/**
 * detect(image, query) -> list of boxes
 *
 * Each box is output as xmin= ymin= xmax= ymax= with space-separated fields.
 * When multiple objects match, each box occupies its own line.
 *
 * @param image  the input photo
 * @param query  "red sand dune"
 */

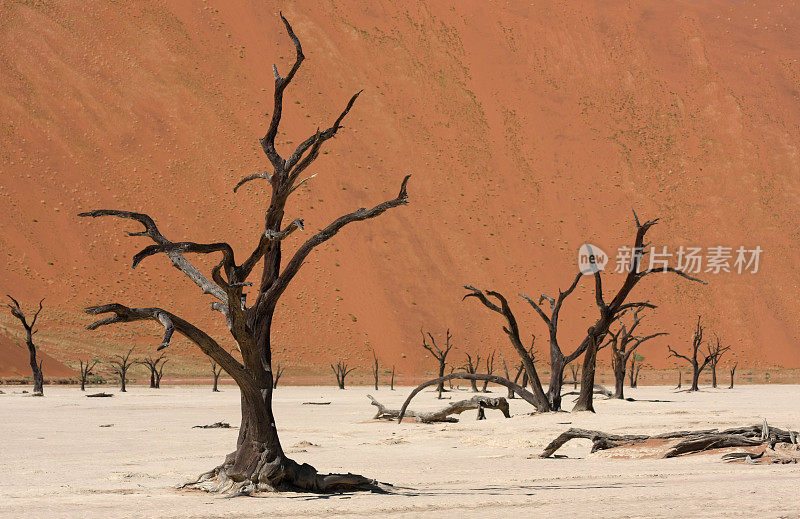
xmin=1 ymin=0 xmax=799 ymax=378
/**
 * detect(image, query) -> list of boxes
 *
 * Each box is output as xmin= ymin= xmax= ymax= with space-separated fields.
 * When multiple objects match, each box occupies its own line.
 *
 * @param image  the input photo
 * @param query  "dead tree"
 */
xmin=331 ymin=361 xmax=355 ymax=389
xmin=667 ymin=316 xmax=715 ymax=391
xmin=79 ymin=13 xmax=408 ymax=495
xmin=707 ymin=334 xmax=731 ymax=388
xmin=605 ymin=309 xmax=666 ymax=399
xmin=629 ymin=353 xmax=644 ymax=388
xmin=481 ymin=350 xmax=496 ymax=392
xmin=500 ymin=352 xmax=525 ymax=399
xmin=370 ymin=349 xmax=379 ymax=390
xmin=6 ymin=296 xmax=45 ymax=395
xmin=729 ymin=362 xmax=738 ymax=389
xmin=463 ymin=212 xmax=704 ymax=414
xmin=156 ymin=359 xmax=167 ymax=387
xmin=272 ymin=362 xmax=284 ymax=389
xmin=463 ymin=352 xmax=481 ymax=392
xmin=78 ymin=358 xmax=100 ymax=391
xmin=211 ymin=361 xmax=223 ymax=392
xmin=676 ymin=368 xmax=682 ymax=389
xmin=107 ymin=347 xmax=136 ymax=392
xmin=390 ymin=365 xmax=395 ymax=390
xmin=139 ymin=353 xmax=167 ymax=389
xmin=631 ymin=357 xmax=644 ymax=388
xmin=421 ymin=328 xmax=453 ymax=398
xmin=569 ymin=364 xmax=579 ymax=389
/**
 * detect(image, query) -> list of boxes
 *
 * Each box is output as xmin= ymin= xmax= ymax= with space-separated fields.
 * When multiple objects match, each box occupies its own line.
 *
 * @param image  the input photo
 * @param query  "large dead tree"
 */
xmin=707 ymin=334 xmax=731 ymax=388
xmin=79 ymin=15 xmax=407 ymax=494
xmin=421 ymin=328 xmax=453 ymax=398
xmin=139 ymin=353 xmax=167 ymax=389
xmin=667 ymin=316 xmax=714 ymax=391
xmin=107 ymin=347 xmax=136 ymax=392
xmin=6 ymin=296 xmax=45 ymax=395
xmin=78 ymin=358 xmax=100 ymax=391
xmin=605 ymin=309 xmax=665 ymax=399
xmin=462 ymin=212 xmax=704 ymax=413
xmin=331 ymin=361 xmax=355 ymax=390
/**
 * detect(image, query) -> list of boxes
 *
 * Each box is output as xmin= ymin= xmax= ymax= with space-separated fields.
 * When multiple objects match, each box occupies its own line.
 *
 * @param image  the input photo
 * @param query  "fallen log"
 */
xmin=193 ymin=422 xmax=231 ymax=429
xmin=396 ymin=372 xmax=541 ymax=421
xmin=369 ymin=394 xmax=510 ymax=423
xmin=540 ymin=419 xmax=800 ymax=459
xmin=86 ymin=392 xmax=114 ymax=398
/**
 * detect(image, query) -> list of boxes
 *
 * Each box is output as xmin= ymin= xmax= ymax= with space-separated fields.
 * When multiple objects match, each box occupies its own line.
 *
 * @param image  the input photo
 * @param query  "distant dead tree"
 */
xmin=272 ymin=362 xmax=285 ymax=389
xmin=500 ymin=352 xmax=526 ymax=399
xmin=667 ymin=316 xmax=715 ymax=391
xmin=331 ymin=361 xmax=355 ymax=389
xmin=729 ymin=362 xmax=738 ymax=389
xmin=463 ymin=352 xmax=481 ymax=392
xmin=390 ymin=365 xmax=395 ymax=390
xmin=605 ymin=309 xmax=666 ymax=399
xmin=78 ymin=358 xmax=101 ymax=391
xmin=79 ymin=14 xmax=409 ymax=493
xmin=707 ymin=334 xmax=731 ymax=388
xmin=139 ymin=353 xmax=167 ymax=389
xmin=421 ymin=328 xmax=453 ymax=398
xmin=630 ymin=354 xmax=645 ymax=388
xmin=568 ymin=364 xmax=580 ymax=389
xmin=676 ymin=368 xmax=682 ymax=389
xmin=210 ymin=360 xmax=223 ymax=392
xmin=481 ymin=351 xmax=496 ymax=392
xmin=107 ymin=347 xmax=136 ymax=392
xmin=370 ymin=349 xmax=379 ymax=390
xmin=461 ymin=212 xmax=704 ymax=413
xmin=6 ymin=295 xmax=45 ymax=395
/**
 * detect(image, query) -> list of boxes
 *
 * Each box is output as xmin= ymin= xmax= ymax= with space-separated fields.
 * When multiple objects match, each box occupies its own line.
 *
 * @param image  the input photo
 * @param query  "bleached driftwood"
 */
xmin=368 ymin=394 xmax=510 ymax=423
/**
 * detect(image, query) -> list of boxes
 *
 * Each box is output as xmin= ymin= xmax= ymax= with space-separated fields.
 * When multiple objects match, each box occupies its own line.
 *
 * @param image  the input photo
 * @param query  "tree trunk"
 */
xmin=690 ymin=362 xmax=700 ymax=391
xmin=573 ymin=335 xmax=598 ymax=412
xmin=676 ymin=369 xmax=682 ymax=389
xmin=436 ymin=361 xmax=445 ymax=398
xmin=26 ymin=336 xmax=43 ymax=395
xmin=149 ymin=369 xmax=156 ymax=389
xmin=80 ymin=375 xmax=86 ymax=391
xmin=213 ymin=373 xmax=220 ymax=392
xmin=613 ymin=360 xmax=625 ymax=400
xmin=711 ymin=363 xmax=717 ymax=388
xmin=546 ymin=357 xmax=565 ymax=410
xmin=120 ymin=374 xmax=127 ymax=393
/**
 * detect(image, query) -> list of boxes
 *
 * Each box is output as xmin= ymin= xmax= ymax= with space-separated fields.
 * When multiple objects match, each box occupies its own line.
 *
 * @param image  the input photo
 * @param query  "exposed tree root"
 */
xmin=368 ymin=394 xmax=510 ymax=423
xmin=181 ymin=453 xmax=390 ymax=495
xmin=540 ymin=419 xmax=800 ymax=459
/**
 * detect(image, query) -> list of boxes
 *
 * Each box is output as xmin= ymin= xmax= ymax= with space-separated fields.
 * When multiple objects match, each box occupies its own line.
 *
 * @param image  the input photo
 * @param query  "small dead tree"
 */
xmin=500 ymin=352 xmax=526 ymax=399
xmin=370 ymin=349 xmax=379 ymax=390
xmin=481 ymin=350 xmax=496 ymax=392
xmin=6 ymin=296 xmax=45 ymax=395
xmin=631 ymin=356 xmax=644 ymax=387
xmin=421 ymin=328 xmax=453 ymax=398
xmin=569 ymin=364 xmax=579 ymax=389
xmin=79 ymin=14 xmax=409 ymax=494
xmin=211 ymin=361 xmax=223 ymax=392
xmin=78 ymin=358 xmax=101 ymax=391
xmin=676 ymin=368 xmax=682 ymax=389
xmin=331 ymin=361 xmax=355 ymax=389
xmin=605 ymin=309 xmax=666 ymax=399
xmin=107 ymin=347 xmax=136 ymax=392
xmin=139 ymin=353 xmax=167 ymax=389
xmin=729 ymin=362 xmax=738 ymax=389
xmin=707 ymin=334 xmax=731 ymax=388
xmin=667 ymin=316 xmax=715 ymax=391
xmin=463 ymin=352 xmax=481 ymax=392
xmin=272 ymin=362 xmax=285 ymax=389
xmin=390 ymin=365 xmax=395 ymax=390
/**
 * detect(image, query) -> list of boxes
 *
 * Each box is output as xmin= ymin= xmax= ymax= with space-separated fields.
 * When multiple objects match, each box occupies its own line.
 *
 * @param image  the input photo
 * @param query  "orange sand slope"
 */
xmin=1 ymin=1 xmax=799 ymax=376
